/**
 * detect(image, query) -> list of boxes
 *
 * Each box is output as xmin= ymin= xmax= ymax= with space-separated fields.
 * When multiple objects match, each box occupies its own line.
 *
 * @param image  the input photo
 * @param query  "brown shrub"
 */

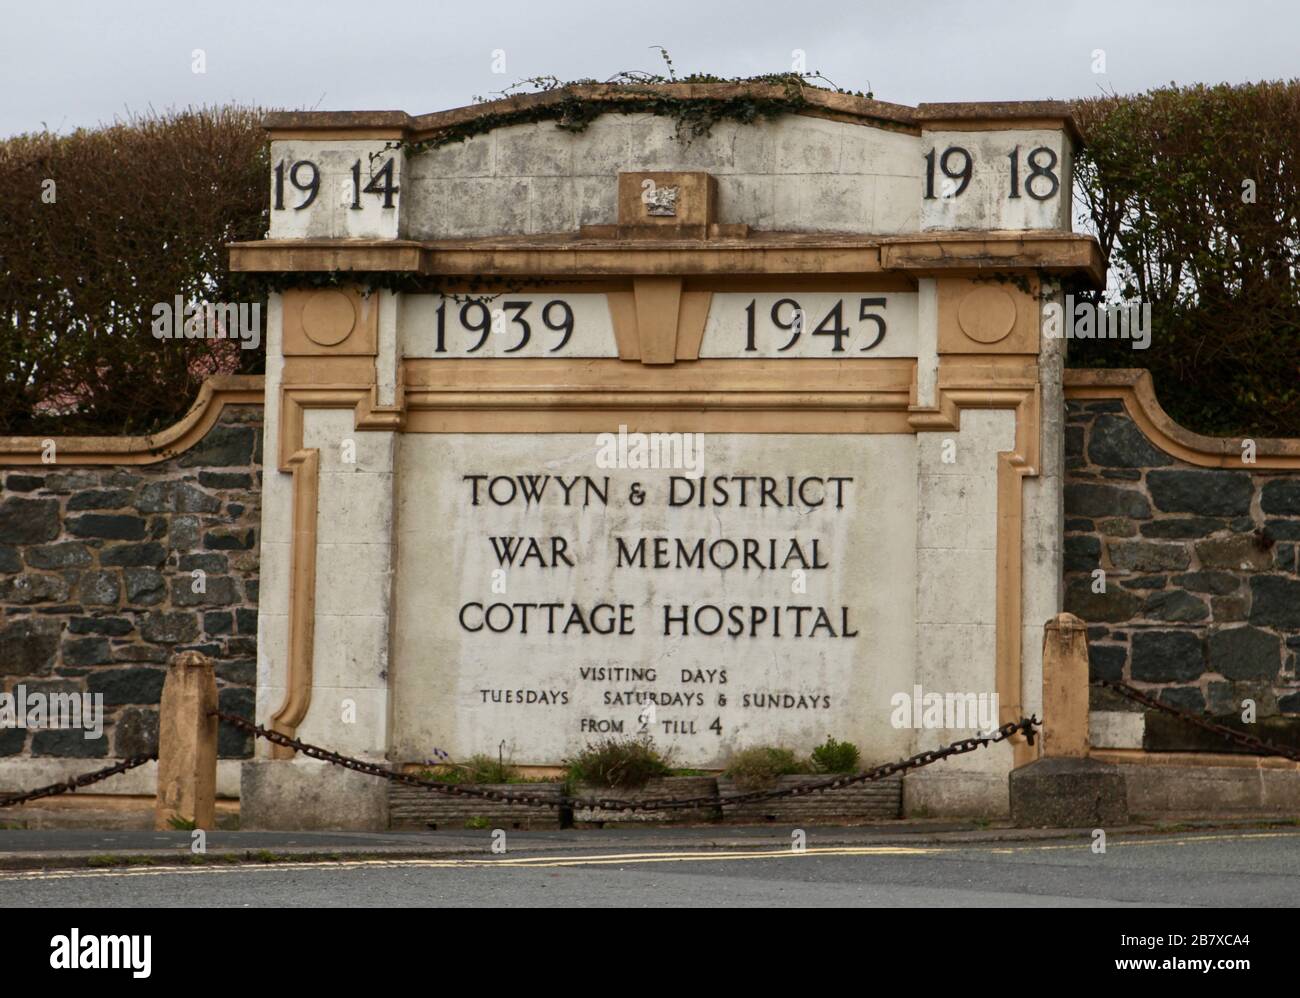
xmin=1072 ymin=81 xmax=1300 ymax=437
xmin=0 ymin=106 xmax=269 ymax=435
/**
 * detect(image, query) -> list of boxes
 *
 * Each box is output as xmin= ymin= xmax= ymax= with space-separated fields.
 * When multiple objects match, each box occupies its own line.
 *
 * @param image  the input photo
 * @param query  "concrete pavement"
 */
xmin=0 ymin=817 xmax=1296 ymax=870
xmin=2 ymin=826 xmax=1298 ymax=907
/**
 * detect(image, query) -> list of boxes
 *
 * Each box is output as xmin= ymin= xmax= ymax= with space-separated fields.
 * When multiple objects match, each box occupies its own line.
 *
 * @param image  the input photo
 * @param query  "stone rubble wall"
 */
xmin=388 ymin=782 xmax=567 ymax=830
xmin=0 ymin=405 xmax=262 ymax=769
xmin=715 ymin=775 xmax=904 ymax=822
xmin=389 ymin=775 xmax=903 ymax=829
xmin=1063 ymin=400 xmax=1300 ymax=735
xmin=8 ymin=392 xmax=1297 ymax=784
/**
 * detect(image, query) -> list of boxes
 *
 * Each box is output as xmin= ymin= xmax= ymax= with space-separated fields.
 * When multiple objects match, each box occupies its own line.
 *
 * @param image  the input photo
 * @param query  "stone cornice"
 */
xmin=229 ymin=232 xmax=1105 ymax=285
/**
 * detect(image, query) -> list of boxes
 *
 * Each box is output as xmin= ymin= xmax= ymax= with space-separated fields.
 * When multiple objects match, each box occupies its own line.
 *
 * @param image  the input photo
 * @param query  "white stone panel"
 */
xmin=915 ymin=279 xmax=939 ymax=407
xmin=912 ymin=624 xmax=1000 ymax=694
xmin=376 ymin=290 xmax=399 ymax=407
xmin=315 ymin=472 xmax=396 ymax=539
xmin=254 ymin=294 xmax=290 ymax=753
xmin=912 ymin=409 xmax=1015 ymax=759
xmin=288 ymin=409 xmax=398 ymax=759
xmin=916 ymin=550 xmax=999 ymax=624
xmin=873 ymin=175 xmax=922 ymax=232
xmin=1091 ymin=710 xmax=1145 ymax=749
xmin=305 ymin=410 xmax=396 ymax=474
xmin=295 ymin=686 xmax=391 ymax=758
xmin=400 ymin=114 xmax=926 ymax=238
xmin=255 ymin=610 xmax=288 ymax=692
xmin=313 ymin=542 xmax=394 ymax=619
xmin=527 ymin=176 xmax=578 ymax=234
xmin=1020 ymin=292 xmax=1066 ymax=717
xmin=715 ymin=175 xmax=776 ymax=230
xmin=389 ymin=433 xmax=918 ymax=767
xmin=700 ymin=292 xmax=917 ymax=359
xmin=311 ymin=614 xmax=392 ymax=689
xmin=400 ymin=293 xmax=618 ymax=359
xmin=267 ymin=140 xmax=403 ymax=240
xmin=919 ymin=129 xmax=1071 ymax=231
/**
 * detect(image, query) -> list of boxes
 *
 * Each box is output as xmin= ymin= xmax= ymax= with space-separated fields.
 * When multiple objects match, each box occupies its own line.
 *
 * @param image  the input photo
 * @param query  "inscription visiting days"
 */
xmin=391 ymin=435 xmax=917 ymax=766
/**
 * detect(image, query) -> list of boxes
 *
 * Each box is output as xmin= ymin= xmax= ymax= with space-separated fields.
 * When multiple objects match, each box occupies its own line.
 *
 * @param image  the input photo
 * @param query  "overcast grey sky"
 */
xmin=0 ymin=0 xmax=1295 ymax=136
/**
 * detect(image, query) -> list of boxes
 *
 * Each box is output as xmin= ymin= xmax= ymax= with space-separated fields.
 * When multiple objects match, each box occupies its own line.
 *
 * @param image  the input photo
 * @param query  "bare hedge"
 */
xmin=1 ymin=85 xmax=1297 ymax=437
xmin=1073 ymin=81 xmax=1300 ymax=437
xmin=0 ymin=107 xmax=268 ymax=435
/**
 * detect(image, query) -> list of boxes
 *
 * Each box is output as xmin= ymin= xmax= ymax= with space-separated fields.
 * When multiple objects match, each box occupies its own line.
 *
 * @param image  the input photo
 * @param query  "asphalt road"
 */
xmin=2 ymin=829 xmax=1298 ymax=907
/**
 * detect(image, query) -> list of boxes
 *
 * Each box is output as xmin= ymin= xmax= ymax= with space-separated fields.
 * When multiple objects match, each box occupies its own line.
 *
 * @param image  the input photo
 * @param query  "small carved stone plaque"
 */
xmin=644 ymin=184 xmax=679 ymax=217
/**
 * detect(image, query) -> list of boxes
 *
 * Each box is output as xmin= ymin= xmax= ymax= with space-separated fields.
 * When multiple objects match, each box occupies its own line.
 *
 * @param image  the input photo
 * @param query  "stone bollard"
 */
xmin=1041 ymin=612 xmax=1090 ymax=758
xmin=154 ymin=650 xmax=219 ymax=830
xmin=1008 ymin=613 xmax=1128 ymax=827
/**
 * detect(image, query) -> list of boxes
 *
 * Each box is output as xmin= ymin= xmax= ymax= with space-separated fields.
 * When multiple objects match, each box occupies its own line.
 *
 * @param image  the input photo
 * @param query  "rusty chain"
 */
xmin=5 ymin=677 xmax=1290 ymax=815
xmin=0 ymin=754 xmax=156 ymax=809
xmin=1094 ymin=678 xmax=1300 ymax=763
xmin=212 ymin=710 xmax=1039 ymax=813
xmin=8 ymin=679 xmax=1292 ymax=816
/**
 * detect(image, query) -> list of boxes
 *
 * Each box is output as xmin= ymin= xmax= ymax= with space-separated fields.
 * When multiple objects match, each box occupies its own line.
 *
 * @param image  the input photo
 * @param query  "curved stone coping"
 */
xmin=0 ymin=375 xmax=265 ymax=466
xmin=262 ymin=86 xmax=1082 ymax=142
xmin=1064 ymin=368 xmax=1300 ymax=469
xmin=264 ymin=84 xmax=922 ymax=138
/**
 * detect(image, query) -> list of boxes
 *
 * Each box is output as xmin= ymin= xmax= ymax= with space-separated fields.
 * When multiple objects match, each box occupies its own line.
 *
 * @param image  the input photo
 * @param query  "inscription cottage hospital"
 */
xmin=464 ymin=472 xmax=857 ymax=685
xmin=390 ymin=293 xmax=921 ymax=766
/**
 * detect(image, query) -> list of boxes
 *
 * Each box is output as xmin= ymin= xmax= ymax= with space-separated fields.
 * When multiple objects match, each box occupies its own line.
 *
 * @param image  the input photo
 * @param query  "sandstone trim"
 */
xmin=269 ymin=449 xmax=319 ymax=760
xmin=268 ymin=312 xmax=1046 ymax=762
xmin=1064 ymin=369 xmax=1300 ymax=469
xmin=229 ymin=233 xmax=1105 ymax=287
xmin=0 ymin=375 xmax=265 ymax=466
xmin=1092 ymin=749 xmax=1300 ymax=770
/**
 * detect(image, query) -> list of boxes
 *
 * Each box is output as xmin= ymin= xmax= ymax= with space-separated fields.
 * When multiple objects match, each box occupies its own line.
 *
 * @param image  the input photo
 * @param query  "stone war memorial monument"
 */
xmin=13 ymin=83 xmax=1300 ymax=832
xmin=229 ymin=85 xmax=1105 ymax=829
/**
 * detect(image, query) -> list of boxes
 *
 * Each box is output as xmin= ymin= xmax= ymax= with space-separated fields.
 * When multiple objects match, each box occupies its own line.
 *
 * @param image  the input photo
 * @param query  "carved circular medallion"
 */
xmin=301 ymin=290 xmax=357 ymax=346
xmin=957 ymin=286 xmax=1017 ymax=344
